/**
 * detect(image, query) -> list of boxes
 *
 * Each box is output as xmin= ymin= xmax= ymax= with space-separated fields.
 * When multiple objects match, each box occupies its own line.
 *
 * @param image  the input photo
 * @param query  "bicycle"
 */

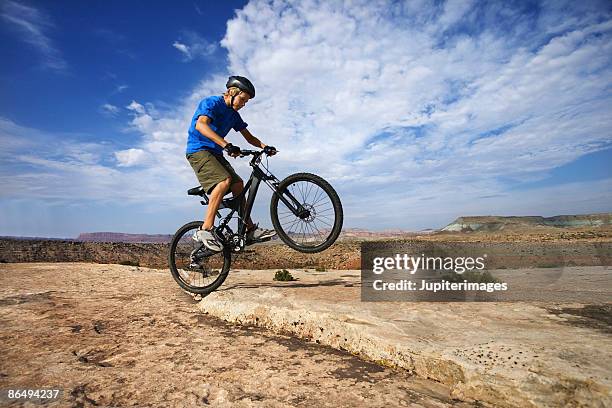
xmin=168 ymin=149 xmax=343 ymax=295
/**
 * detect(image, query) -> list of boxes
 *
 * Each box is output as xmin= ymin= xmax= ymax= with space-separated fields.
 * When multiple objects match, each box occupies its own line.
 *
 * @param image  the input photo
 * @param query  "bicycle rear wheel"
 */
xmin=168 ymin=221 xmax=231 ymax=295
xmin=270 ymin=172 xmax=343 ymax=253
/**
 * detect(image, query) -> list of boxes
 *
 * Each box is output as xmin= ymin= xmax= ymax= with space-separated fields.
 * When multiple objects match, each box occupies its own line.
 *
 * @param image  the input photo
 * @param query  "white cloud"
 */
xmin=115 ymin=148 xmax=146 ymax=167
xmin=100 ymin=103 xmax=120 ymax=116
xmin=172 ymin=41 xmax=191 ymax=59
xmin=172 ymin=31 xmax=217 ymax=62
xmin=1 ymin=1 xmax=67 ymax=71
xmin=126 ymin=100 xmax=146 ymax=114
xmin=0 ymin=117 xmax=194 ymax=204
xmin=207 ymin=0 xmax=612 ymax=195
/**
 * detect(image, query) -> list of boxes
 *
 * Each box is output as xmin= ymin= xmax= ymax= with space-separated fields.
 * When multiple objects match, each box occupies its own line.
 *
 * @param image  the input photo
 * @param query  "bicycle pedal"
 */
xmin=246 ymin=237 xmax=272 ymax=246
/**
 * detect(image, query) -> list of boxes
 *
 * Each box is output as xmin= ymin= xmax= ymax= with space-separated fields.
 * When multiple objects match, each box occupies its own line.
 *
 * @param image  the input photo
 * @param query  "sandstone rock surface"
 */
xmin=0 ymin=263 xmax=475 ymax=407
xmin=198 ymin=267 xmax=612 ymax=407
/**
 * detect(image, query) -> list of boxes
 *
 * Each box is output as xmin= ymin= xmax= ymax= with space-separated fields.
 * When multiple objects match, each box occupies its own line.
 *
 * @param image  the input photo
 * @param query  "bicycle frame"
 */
xmin=201 ymin=151 xmax=308 ymax=243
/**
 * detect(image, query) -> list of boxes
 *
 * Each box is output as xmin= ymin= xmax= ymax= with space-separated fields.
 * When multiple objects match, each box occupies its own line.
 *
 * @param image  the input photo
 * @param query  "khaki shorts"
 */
xmin=186 ymin=150 xmax=243 ymax=194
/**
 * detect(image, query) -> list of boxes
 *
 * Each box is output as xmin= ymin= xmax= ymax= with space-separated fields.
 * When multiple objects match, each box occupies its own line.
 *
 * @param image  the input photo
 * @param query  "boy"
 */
xmin=186 ymin=75 xmax=276 ymax=251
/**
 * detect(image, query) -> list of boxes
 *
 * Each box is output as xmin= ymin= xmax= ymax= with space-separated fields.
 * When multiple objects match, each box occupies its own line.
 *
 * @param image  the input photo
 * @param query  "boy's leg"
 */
xmin=203 ymin=177 xmax=231 ymax=230
xmin=229 ymin=179 xmax=276 ymax=242
xmin=229 ymin=180 xmax=255 ymax=230
xmin=186 ymin=150 xmax=233 ymax=231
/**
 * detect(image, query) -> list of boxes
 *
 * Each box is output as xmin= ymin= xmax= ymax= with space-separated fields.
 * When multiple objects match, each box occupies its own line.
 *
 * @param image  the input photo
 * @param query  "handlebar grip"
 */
xmin=238 ymin=149 xmax=278 ymax=157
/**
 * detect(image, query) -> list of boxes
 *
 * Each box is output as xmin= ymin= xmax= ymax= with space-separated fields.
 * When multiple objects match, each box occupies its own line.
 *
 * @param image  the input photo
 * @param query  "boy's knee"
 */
xmin=220 ymin=177 xmax=231 ymax=187
xmin=230 ymin=180 xmax=244 ymax=194
xmin=213 ymin=177 xmax=230 ymax=193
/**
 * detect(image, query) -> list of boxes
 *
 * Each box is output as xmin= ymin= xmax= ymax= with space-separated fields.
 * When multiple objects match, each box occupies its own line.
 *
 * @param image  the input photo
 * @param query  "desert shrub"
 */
xmin=536 ymin=262 xmax=561 ymax=268
xmin=274 ymin=269 xmax=296 ymax=281
xmin=315 ymin=266 xmax=326 ymax=272
xmin=119 ymin=260 xmax=140 ymax=267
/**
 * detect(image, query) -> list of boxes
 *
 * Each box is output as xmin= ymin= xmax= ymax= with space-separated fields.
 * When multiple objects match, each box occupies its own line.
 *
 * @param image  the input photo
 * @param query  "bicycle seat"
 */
xmin=188 ymin=186 xmax=206 ymax=196
xmin=187 ymin=186 xmax=232 ymax=197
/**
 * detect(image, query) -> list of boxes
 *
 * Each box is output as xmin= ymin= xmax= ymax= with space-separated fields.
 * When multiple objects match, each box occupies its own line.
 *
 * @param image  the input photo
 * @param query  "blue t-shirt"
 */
xmin=186 ymin=95 xmax=248 ymax=155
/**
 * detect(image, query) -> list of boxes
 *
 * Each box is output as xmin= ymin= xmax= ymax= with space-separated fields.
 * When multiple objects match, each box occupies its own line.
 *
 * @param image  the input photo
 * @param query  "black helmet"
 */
xmin=226 ymin=75 xmax=255 ymax=98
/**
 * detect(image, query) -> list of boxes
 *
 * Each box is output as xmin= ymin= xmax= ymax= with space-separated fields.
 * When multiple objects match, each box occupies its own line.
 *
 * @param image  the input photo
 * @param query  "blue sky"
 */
xmin=1 ymin=0 xmax=611 ymax=238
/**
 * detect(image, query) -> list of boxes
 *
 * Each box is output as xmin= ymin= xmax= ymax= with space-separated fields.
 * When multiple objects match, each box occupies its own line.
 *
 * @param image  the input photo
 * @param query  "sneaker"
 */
xmin=246 ymin=224 xmax=276 ymax=243
xmin=192 ymin=228 xmax=223 ymax=252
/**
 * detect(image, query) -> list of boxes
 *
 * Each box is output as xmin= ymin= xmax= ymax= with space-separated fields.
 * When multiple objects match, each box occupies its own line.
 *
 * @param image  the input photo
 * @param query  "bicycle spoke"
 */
xmin=303 ymin=222 xmax=314 ymax=243
xmin=305 ymin=181 xmax=316 ymax=203
xmin=311 ymin=189 xmax=328 ymax=207
xmin=301 ymin=221 xmax=308 ymax=243
xmin=314 ymin=218 xmax=333 ymax=228
xmin=278 ymin=212 xmax=297 ymax=221
xmin=309 ymin=221 xmax=327 ymax=242
xmin=296 ymin=182 xmax=305 ymax=203
xmin=277 ymin=212 xmax=296 ymax=220
xmin=315 ymin=208 xmax=334 ymax=216
xmin=302 ymin=222 xmax=310 ymax=244
xmin=297 ymin=221 xmax=304 ymax=243
xmin=315 ymin=185 xmax=326 ymax=204
xmin=284 ymin=217 xmax=302 ymax=235
xmin=308 ymin=223 xmax=321 ymax=242
xmin=315 ymin=211 xmax=334 ymax=219
xmin=313 ymin=201 xmax=332 ymax=209
xmin=304 ymin=182 xmax=313 ymax=203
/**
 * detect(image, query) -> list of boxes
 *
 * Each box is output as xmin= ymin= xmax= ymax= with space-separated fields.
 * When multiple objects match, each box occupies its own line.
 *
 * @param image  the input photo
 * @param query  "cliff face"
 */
xmin=442 ymin=213 xmax=612 ymax=232
xmin=0 ymin=239 xmax=170 ymax=267
xmin=1 ymin=237 xmax=610 ymax=270
xmin=544 ymin=214 xmax=612 ymax=227
xmin=0 ymin=239 xmax=361 ymax=270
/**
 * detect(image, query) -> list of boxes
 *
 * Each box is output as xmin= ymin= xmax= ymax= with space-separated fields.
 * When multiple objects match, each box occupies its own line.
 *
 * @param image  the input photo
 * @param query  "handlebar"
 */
xmin=239 ymin=149 xmax=279 ymax=158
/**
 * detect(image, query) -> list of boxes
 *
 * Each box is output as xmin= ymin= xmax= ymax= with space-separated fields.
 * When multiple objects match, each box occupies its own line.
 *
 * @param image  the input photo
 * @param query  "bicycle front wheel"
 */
xmin=168 ymin=221 xmax=231 ymax=295
xmin=270 ymin=172 xmax=343 ymax=253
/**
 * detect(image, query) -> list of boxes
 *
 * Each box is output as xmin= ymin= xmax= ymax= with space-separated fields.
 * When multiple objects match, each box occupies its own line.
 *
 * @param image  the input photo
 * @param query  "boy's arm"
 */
xmin=195 ymin=116 xmax=231 ymax=148
xmin=239 ymin=128 xmax=267 ymax=149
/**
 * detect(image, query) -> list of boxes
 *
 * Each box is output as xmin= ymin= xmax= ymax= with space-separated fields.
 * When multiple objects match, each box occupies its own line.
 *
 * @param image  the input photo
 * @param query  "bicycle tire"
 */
xmin=168 ymin=220 xmax=231 ymax=295
xmin=270 ymin=172 xmax=343 ymax=253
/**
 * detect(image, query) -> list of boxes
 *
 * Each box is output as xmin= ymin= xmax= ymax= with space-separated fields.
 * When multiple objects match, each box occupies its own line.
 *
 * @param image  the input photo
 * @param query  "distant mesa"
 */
xmin=76 ymin=232 xmax=173 ymax=243
xmin=442 ymin=213 xmax=612 ymax=233
xmin=75 ymin=228 xmax=418 ymax=243
xmin=338 ymin=228 xmax=417 ymax=239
